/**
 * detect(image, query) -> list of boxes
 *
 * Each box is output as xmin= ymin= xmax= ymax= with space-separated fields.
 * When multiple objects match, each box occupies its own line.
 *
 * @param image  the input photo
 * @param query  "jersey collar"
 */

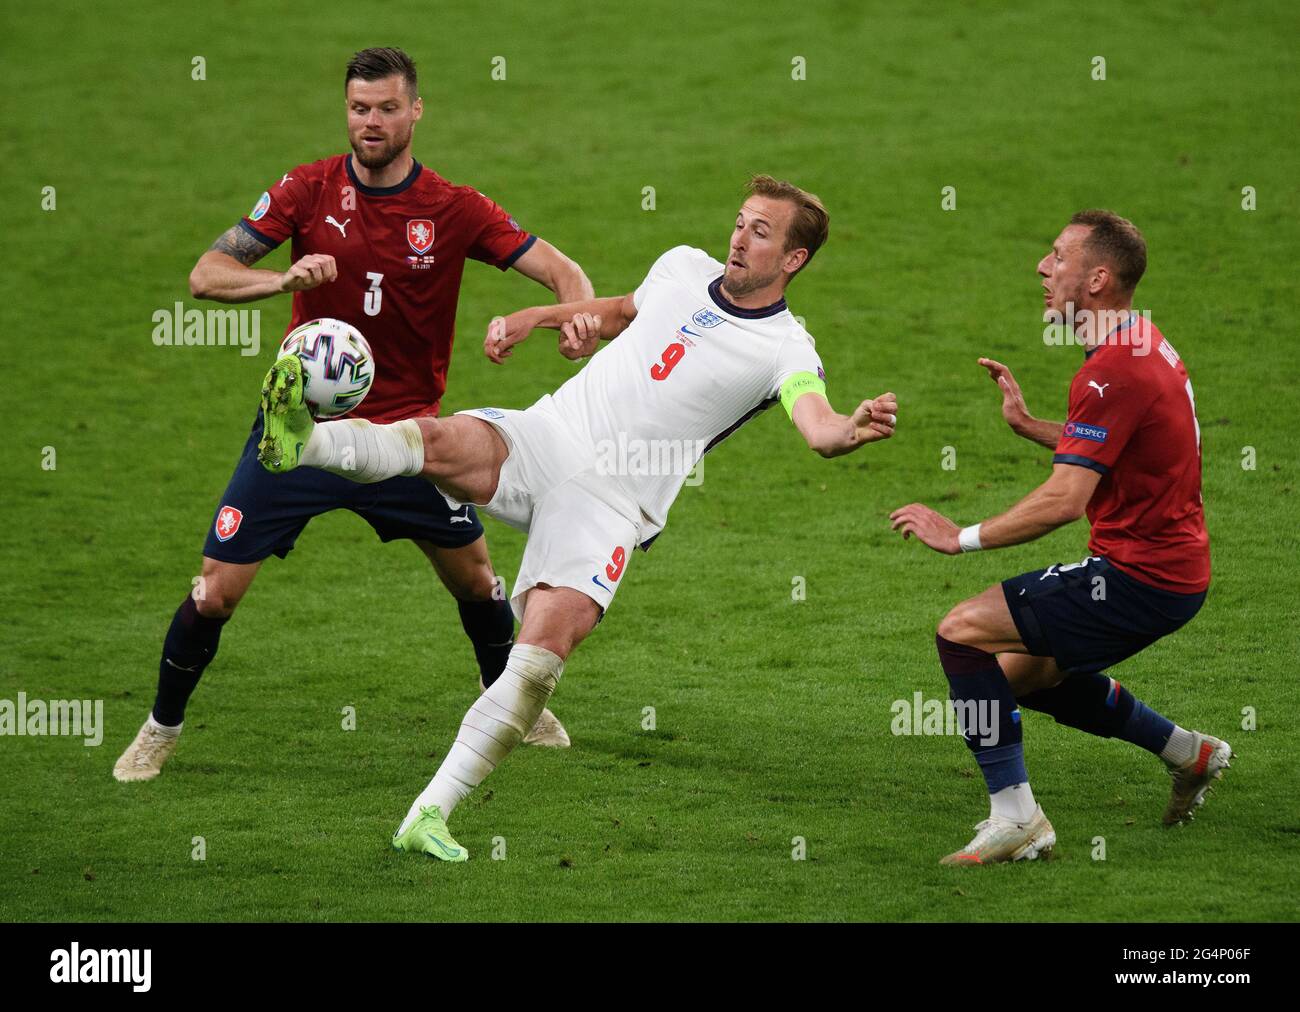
xmin=346 ymin=154 xmax=422 ymax=196
xmin=707 ymin=276 xmax=788 ymax=320
xmin=1085 ymin=311 xmax=1139 ymax=359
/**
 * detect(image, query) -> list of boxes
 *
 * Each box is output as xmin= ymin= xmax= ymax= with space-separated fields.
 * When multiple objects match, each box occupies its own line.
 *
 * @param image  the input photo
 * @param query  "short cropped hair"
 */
xmin=1069 ymin=209 xmax=1147 ymax=293
xmin=746 ymin=175 xmax=830 ymax=273
xmin=345 ymin=47 xmax=418 ymax=100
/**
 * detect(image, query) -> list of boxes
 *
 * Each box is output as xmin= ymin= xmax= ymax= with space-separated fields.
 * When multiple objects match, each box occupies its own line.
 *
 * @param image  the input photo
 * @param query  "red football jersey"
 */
xmin=1053 ymin=315 xmax=1210 ymax=593
xmin=239 ymin=154 xmax=534 ymax=423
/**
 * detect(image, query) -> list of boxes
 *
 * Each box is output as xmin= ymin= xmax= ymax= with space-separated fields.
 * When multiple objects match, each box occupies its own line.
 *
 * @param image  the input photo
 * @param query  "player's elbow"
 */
xmin=1046 ymin=495 xmax=1088 ymax=527
xmin=615 ymin=293 xmax=638 ymax=333
xmin=561 ymin=255 xmax=589 ymax=287
xmin=794 ymin=414 xmax=840 ymax=458
xmin=189 ymin=259 xmax=214 ymax=299
xmin=551 ymin=253 xmax=593 ymax=300
xmin=805 ymin=429 xmax=841 ymax=458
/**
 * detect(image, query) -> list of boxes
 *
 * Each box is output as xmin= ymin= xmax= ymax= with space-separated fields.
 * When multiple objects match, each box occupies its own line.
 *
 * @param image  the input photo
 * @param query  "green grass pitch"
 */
xmin=3 ymin=0 xmax=1297 ymax=922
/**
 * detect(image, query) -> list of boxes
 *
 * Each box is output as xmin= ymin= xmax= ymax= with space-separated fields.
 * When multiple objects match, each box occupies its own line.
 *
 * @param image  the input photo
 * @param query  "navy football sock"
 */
xmin=152 ymin=596 xmax=228 ymax=726
xmin=935 ymin=634 xmax=1026 ymax=794
xmin=1017 ymin=672 xmax=1174 ymax=756
xmin=458 ymin=597 xmax=515 ymax=688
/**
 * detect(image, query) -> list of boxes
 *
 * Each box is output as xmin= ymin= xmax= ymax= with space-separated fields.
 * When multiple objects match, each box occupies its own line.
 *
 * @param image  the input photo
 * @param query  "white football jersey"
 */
xmin=548 ymin=245 xmax=824 ymax=539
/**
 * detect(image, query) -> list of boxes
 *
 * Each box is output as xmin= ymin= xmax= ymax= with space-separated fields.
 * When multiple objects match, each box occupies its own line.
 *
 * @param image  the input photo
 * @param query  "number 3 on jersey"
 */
xmin=364 ymin=272 xmax=384 ymax=317
xmin=1184 ymin=378 xmax=1201 ymax=452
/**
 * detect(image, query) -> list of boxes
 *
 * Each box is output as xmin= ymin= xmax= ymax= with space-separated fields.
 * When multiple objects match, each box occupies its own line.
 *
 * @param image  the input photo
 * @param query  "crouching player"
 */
xmin=890 ymin=211 xmax=1230 ymax=866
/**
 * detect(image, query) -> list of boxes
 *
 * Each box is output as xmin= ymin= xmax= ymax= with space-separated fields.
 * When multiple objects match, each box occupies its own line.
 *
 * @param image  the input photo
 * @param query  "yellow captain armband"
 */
xmin=780 ymin=371 xmax=826 ymax=419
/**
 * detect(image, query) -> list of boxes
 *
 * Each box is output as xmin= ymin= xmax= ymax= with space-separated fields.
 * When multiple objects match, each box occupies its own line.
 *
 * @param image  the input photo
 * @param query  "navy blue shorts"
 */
xmin=1001 ymin=555 xmax=1205 ymax=675
xmin=202 ymin=414 xmax=483 ymax=564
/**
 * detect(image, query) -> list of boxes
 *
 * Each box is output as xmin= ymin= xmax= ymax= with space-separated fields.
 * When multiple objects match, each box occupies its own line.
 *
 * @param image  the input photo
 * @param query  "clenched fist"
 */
xmin=850 ymin=391 xmax=899 ymax=444
xmin=280 ymin=254 xmax=338 ymax=292
xmin=559 ymin=312 xmax=602 ymax=360
xmin=484 ymin=309 xmax=541 ymax=364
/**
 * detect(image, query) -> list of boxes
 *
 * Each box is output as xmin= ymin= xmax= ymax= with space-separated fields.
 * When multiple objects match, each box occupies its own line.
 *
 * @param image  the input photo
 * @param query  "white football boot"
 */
xmin=1163 ymin=732 xmax=1233 ymax=826
xmin=113 ymin=718 xmax=181 ymax=782
xmin=522 ymin=706 xmax=571 ymax=748
xmin=940 ymin=805 xmax=1056 ymax=866
xmin=479 ymin=678 xmax=570 ymax=748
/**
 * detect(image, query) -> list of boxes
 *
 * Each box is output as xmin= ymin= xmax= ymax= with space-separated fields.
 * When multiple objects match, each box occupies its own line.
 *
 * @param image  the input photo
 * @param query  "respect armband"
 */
xmin=779 ymin=371 xmax=827 ymax=419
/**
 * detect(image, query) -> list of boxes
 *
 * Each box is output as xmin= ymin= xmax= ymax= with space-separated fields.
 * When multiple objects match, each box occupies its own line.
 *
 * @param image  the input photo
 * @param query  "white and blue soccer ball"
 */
xmin=278 ymin=318 xmax=374 ymax=419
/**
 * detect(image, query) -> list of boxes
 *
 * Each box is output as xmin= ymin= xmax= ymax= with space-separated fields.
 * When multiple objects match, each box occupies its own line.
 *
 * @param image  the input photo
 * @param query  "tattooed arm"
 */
xmin=189 ymin=224 xmax=338 ymax=303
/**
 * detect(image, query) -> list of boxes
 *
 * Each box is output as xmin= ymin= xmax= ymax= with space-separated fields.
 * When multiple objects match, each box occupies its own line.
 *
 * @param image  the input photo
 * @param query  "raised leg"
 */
xmin=256 ymin=354 xmax=508 ymax=504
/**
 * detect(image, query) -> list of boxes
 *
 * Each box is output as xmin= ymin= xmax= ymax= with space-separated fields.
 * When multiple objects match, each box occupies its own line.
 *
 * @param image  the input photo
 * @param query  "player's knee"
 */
xmin=450 ymin=568 xmax=502 ymax=603
xmin=519 ymin=625 xmax=582 ymax=661
xmin=414 ymin=417 xmax=447 ymax=469
xmin=518 ymin=634 xmax=571 ymax=661
xmin=193 ymin=589 xmax=240 ymax=620
xmin=936 ymin=601 xmax=980 ymax=646
xmin=517 ymin=587 xmax=599 ymax=659
xmin=193 ymin=570 xmax=248 ymax=619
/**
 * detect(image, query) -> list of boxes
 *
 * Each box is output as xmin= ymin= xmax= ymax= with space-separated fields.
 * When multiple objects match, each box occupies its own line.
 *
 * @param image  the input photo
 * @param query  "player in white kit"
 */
xmin=256 ymin=176 xmax=898 ymax=859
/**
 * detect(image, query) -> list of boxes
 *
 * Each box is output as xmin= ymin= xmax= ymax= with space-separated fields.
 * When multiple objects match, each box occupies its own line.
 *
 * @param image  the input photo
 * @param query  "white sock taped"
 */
xmin=401 ymin=643 xmax=564 ymax=832
xmin=300 ymin=417 xmax=425 ymax=483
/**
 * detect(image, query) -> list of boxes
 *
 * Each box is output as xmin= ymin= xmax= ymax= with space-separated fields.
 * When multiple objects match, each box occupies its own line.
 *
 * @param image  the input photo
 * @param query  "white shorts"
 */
xmin=455 ymin=397 xmax=643 ymax=623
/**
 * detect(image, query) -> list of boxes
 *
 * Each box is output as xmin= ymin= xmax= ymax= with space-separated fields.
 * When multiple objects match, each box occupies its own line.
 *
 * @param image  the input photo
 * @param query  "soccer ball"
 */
xmin=278 ymin=318 xmax=374 ymax=419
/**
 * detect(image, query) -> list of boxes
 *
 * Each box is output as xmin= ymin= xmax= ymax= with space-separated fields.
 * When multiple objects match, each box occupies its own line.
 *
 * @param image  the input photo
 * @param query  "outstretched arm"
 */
xmin=189 ymin=224 xmax=337 ymax=303
xmin=508 ymin=238 xmax=595 ymax=303
xmin=890 ymin=462 xmax=1100 ymax=554
xmin=979 ymin=357 xmax=1064 ymax=449
xmin=791 ymin=389 xmax=898 ymax=458
xmin=484 ymin=293 xmax=638 ymax=364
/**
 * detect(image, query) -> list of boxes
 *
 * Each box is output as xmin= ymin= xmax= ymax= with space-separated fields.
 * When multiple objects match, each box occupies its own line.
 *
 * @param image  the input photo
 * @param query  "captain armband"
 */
xmin=779 ymin=371 xmax=827 ymax=420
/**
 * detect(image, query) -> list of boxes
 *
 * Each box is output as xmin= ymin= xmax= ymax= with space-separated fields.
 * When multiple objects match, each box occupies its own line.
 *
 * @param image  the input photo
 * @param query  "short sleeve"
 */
xmin=464 ymin=189 xmax=535 ymax=269
xmin=1053 ymin=369 xmax=1145 ymax=474
xmin=771 ymin=335 xmax=825 ymax=400
xmin=238 ymin=171 xmax=307 ymax=248
xmin=633 ymin=246 xmax=694 ymax=311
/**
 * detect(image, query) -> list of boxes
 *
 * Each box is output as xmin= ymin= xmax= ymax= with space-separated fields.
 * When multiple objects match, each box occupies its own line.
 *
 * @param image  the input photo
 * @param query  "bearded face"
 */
xmin=346 ymin=76 xmax=421 ymax=172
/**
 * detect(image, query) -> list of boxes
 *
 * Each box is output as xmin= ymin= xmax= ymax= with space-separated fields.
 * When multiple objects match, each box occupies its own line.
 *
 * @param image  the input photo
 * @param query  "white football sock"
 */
xmin=990 ymin=782 xmax=1038 ymax=823
xmin=399 ymin=643 xmax=564 ymax=834
xmin=145 ymin=714 xmax=182 ymax=736
xmin=1160 ymin=725 xmax=1197 ymax=766
xmin=300 ymin=418 xmax=425 ymax=483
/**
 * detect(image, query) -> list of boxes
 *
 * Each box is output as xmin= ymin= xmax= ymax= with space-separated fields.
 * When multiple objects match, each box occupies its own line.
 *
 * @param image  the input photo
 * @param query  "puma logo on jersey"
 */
xmin=325 ymin=215 xmax=351 ymax=238
xmin=450 ymin=508 xmax=473 ymax=524
xmin=1088 ymin=381 xmax=1110 ymax=398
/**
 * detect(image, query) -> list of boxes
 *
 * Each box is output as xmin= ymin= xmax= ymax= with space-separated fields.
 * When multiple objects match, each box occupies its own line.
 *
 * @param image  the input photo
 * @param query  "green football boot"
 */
xmin=257 ymin=355 xmax=314 ymax=473
xmin=392 ymin=805 xmax=469 ymax=862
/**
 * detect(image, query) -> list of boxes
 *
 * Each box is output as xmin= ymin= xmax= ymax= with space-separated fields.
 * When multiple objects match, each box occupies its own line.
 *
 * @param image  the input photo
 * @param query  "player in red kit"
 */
xmin=890 ymin=211 xmax=1230 ymax=865
xmin=114 ymin=47 xmax=592 ymax=781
